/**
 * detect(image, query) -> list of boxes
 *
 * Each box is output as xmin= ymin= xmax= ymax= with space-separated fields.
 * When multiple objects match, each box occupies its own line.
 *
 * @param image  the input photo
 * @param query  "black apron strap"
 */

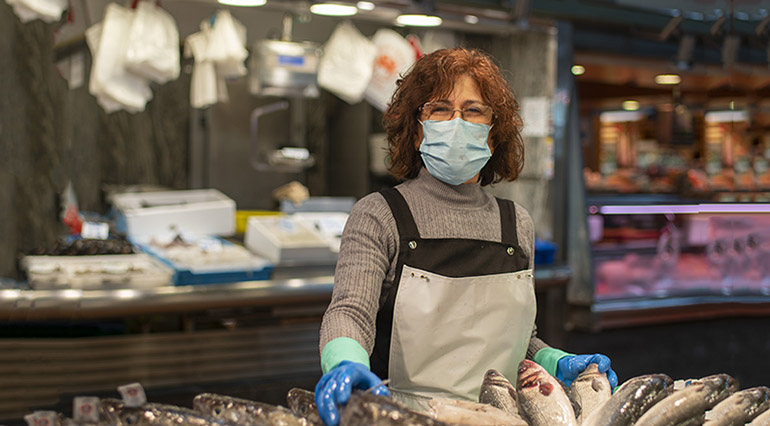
xmin=379 ymin=187 xmax=420 ymax=240
xmin=495 ymin=197 xmax=519 ymax=245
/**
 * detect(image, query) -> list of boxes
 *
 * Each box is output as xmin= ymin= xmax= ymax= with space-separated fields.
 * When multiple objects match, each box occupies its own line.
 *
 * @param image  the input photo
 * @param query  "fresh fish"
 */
xmin=286 ymin=388 xmax=323 ymax=426
xmin=339 ymin=391 xmax=450 ymax=426
xmin=193 ymin=392 xmax=307 ymax=425
xmin=478 ymin=369 xmax=520 ymax=418
xmin=749 ymin=407 xmax=770 ymax=426
xmin=516 ymin=359 xmax=577 ymax=426
xmin=425 ymin=397 xmax=528 ymax=425
xmin=633 ymin=374 xmax=738 ymax=426
xmin=570 ymin=363 xmax=612 ymax=425
xmin=581 ymin=373 xmax=673 ymax=426
xmin=703 ymin=386 xmax=770 ymax=426
xmin=99 ymin=398 xmax=231 ymax=426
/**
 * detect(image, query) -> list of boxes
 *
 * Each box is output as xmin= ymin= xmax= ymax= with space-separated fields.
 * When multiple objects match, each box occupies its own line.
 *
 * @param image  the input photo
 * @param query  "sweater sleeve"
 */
xmin=319 ymin=193 xmax=397 ymax=355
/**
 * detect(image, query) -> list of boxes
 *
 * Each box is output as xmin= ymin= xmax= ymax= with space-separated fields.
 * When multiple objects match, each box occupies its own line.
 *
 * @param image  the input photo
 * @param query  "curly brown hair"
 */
xmin=383 ymin=47 xmax=524 ymax=186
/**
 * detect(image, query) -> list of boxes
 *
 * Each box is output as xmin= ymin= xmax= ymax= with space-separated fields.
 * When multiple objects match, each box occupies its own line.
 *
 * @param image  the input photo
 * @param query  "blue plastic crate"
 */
xmin=133 ymin=236 xmax=274 ymax=286
xmin=534 ymin=239 xmax=558 ymax=266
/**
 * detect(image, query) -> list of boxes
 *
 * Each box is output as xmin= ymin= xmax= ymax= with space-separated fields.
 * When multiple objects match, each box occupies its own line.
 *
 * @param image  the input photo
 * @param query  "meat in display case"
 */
xmin=578 ymin=197 xmax=770 ymax=327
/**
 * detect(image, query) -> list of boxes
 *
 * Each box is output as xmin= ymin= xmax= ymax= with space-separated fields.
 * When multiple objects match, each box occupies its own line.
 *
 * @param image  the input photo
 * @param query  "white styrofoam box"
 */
xmin=132 ymin=235 xmax=274 ymax=285
xmin=112 ymin=189 xmax=236 ymax=239
xmin=291 ymin=212 xmax=349 ymax=253
xmin=22 ymin=254 xmax=173 ymax=290
xmin=244 ymin=216 xmax=338 ymax=265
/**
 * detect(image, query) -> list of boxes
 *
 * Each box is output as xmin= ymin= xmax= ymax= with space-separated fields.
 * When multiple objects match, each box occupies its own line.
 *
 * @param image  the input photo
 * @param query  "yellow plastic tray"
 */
xmin=235 ymin=210 xmax=282 ymax=234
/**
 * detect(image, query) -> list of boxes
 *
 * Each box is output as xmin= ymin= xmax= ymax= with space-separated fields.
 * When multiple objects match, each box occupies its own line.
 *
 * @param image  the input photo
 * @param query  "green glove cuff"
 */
xmin=320 ymin=337 xmax=370 ymax=374
xmin=533 ymin=347 xmax=573 ymax=377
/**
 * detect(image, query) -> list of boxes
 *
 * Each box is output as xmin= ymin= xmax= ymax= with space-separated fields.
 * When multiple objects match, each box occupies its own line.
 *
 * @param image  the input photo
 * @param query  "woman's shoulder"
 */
xmin=494 ymin=197 xmax=534 ymax=237
xmin=348 ymin=190 xmax=395 ymax=224
xmin=512 ymin=202 xmax=534 ymax=243
xmin=344 ymin=191 xmax=399 ymax=244
xmin=512 ymin=201 xmax=533 ymax=223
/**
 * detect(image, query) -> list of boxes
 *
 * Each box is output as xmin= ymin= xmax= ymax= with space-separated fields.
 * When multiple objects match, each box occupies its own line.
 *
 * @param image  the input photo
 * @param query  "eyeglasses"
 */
xmin=419 ymin=101 xmax=494 ymax=124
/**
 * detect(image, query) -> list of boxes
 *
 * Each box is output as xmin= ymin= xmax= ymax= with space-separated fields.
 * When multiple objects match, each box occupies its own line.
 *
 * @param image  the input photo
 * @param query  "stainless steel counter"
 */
xmin=0 ymin=266 xmax=571 ymax=321
xmin=0 ymin=276 xmax=335 ymax=320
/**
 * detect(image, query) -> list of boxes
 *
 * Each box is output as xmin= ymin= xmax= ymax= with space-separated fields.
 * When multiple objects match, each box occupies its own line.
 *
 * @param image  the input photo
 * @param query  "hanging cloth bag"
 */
xmin=364 ymin=29 xmax=416 ymax=112
xmin=317 ymin=20 xmax=376 ymax=104
xmin=87 ymin=3 xmax=152 ymax=113
xmin=124 ymin=0 xmax=181 ymax=84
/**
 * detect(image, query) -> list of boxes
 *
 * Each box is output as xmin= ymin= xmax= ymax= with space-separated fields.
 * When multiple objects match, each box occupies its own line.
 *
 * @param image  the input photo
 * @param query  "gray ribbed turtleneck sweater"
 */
xmin=319 ymin=168 xmax=548 ymax=360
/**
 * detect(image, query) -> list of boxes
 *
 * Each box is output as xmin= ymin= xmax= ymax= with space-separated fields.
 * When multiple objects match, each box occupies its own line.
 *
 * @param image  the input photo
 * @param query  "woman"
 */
xmin=315 ymin=47 xmax=617 ymax=425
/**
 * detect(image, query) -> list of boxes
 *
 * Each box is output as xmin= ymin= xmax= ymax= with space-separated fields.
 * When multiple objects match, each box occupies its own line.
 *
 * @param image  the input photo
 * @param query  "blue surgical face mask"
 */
xmin=418 ymin=118 xmax=492 ymax=186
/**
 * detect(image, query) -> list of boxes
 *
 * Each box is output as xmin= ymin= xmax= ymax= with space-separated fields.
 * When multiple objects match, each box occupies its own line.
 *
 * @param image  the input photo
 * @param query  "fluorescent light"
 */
xmin=464 ymin=14 xmax=479 ymax=24
xmin=599 ymin=205 xmax=700 ymax=214
xmin=622 ymin=100 xmax=640 ymax=111
xmin=217 ymin=0 xmax=265 ymax=6
xmin=704 ymin=110 xmax=748 ymax=123
xmin=310 ymin=3 xmax=358 ymax=16
xmin=396 ymin=13 xmax=442 ymax=27
xmin=654 ymin=74 xmax=681 ymax=85
xmin=356 ymin=1 xmax=374 ymax=10
xmin=599 ymin=204 xmax=770 ymax=214
xmin=571 ymin=65 xmax=585 ymax=75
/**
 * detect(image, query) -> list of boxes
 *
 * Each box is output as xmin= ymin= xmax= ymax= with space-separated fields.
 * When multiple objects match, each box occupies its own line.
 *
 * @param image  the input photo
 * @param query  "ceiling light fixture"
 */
xmin=217 ymin=0 xmax=266 ymax=7
xmin=396 ymin=13 xmax=442 ymax=27
xmin=622 ymin=100 xmax=640 ymax=111
xmin=571 ymin=65 xmax=585 ymax=75
xmin=655 ymin=74 xmax=681 ymax=85
xmin=464 ymin=14 xmax=479 ymax=24
xmin=310 ymin=2 xmax=358 ymax=16
xmin=356 ymin=1 xmax=375 ymax=11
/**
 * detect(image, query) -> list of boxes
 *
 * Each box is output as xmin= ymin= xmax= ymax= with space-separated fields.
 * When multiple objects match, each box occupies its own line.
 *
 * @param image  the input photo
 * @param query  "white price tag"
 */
xmin=316 ymin=216 xmax=346 ymax=238
xmin=81 ymin=222 xmax=110 ymax=240
xmin=521 ymin=97 xmax=551 ymax=138
xmin=23 ymin=411 xmax=57 ymax=426
xmin=278 ymin=218 xmax=297 ymax=233
xmin=118 ymin=382 xmax=147 ymax=407
xmin=73 ymin=396 xmax=101 ymax=422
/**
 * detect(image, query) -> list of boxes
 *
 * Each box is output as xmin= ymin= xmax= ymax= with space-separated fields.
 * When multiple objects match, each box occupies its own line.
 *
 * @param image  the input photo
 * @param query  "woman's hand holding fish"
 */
xmin=556 ymin=354 xmax=618 ymax=389
xmin=314 ymin=360 xmax=389 ymax=426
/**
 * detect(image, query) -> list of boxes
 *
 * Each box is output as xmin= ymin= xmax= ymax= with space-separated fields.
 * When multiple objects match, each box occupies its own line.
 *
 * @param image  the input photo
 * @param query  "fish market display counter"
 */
xmin=0 ymin=267 xmax=570 ymax=423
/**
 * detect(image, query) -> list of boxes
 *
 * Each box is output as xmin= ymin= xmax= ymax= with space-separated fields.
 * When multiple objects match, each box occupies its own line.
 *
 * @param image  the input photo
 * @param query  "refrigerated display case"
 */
xmin=568 ymin=194 xmax=770 ymax=331
xmin=590 ymin=200 xmax=770 ymax=299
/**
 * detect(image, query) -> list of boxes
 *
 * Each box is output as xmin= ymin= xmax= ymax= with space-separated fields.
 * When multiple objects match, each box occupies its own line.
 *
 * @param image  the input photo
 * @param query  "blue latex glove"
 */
xmin=314 ymin=360 xmax=389 ymax=426
xmin=556 ymin=353 xmax=618 ymax=389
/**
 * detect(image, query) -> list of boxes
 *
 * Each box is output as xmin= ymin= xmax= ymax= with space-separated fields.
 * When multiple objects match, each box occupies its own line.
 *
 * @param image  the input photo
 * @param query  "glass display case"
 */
xmin=588 ymin=199 xmax=770 ymax=302
xmin=571 ymin=194 xmax=770 ymax=330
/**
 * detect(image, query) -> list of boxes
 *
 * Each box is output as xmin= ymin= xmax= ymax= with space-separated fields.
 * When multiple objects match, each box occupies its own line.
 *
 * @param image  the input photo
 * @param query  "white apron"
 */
xmin=370 ymin=188 xmax=536 ymax=403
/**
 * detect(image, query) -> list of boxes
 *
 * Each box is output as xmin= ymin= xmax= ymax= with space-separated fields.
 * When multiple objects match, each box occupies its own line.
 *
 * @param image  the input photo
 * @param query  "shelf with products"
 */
xmin=583 ymin=105 xmax=770 ymax=200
